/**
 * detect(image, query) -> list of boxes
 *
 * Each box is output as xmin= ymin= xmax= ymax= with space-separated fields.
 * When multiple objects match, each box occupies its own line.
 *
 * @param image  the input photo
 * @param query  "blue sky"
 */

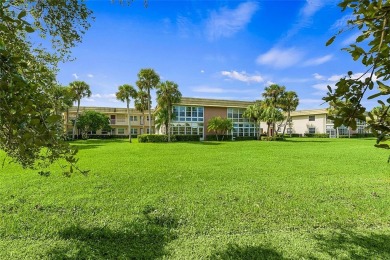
xmin=57 ymin=0 xmax=375 ymax=110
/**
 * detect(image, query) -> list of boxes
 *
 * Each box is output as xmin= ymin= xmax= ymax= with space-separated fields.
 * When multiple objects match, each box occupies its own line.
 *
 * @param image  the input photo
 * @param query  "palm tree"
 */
xmin=261 ymin=105 xmax=285 ymax=137
xmin=69 ymin=81 xmax=91 ymax=139
xmin=262 ymin=84 xmax=286 ymax=136
xmin=156 ymin=81 xmax=182 ymax=142
xmin=154 ymin=107 xmax=171 ymax=134
xmin=262 ymin=84 xmax=286 ymax=107
xmin=134 ymin=90 xmax=149 ymax=134
xmin=136 ymin=68 xmax=160 ymax=135
xmin=116 ymin=84 xmax=137 ymax=142
xmin=280 ymin=91 xmax=299 ymax=137
xmin=243 ymin=101 xmax=264 ymax=140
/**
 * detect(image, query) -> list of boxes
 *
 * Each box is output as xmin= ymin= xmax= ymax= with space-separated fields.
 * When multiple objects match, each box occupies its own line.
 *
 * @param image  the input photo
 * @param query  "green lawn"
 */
xmin=0 ymin=138 xmax=389 ymax=259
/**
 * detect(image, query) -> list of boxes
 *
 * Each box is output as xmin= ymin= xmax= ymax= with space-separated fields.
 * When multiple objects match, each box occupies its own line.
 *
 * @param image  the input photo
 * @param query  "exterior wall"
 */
xmin=204 ymin=107 xmax=227 ymax=135
xmin=64 ymin=106 xmax=154 ymax=136
xmin=290 ymin=114 xmax=327 ymax=134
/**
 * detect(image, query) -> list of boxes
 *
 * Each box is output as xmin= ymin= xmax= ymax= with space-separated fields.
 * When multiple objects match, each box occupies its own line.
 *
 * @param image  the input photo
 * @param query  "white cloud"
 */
xmin=91 ymin=94 xmax=102 ymax=98
xmin=72 ymin=73 xmax=79 ymax=79
xmin=87 ymin=74 xmax=94 ymax=78
xmin=192 ymin=85 xmax=256 ymax=94
xmin=85 ymin=98 xmax=95 ymax=102
xmin=331 ymin=14 xmax=355 ymax=30
xmin=280 ymin=77 xmax=311 ymax=83
xmin=206 ymin=1 xmax=259 ymax=40
xmin=282 ymin=0 xmax=325 ymax=42
xmin=303 ymin=54 xmax=333 ymax=66
xmin=221 ymin=70 xmax=264 ymax=83
xmin=256 ymin=47 xmax=304 ymax=68
xmin=266 ymin=80 xmax=275 ymax=86
xmin=200 ymin=70 xmax=205 ymax=73
xmin=313 ymin=73 xmax=325 ymax=80
xmin=328 ymin=74 xmax=344 ymax=82
xmin=312 ymin=83 xmax=334 ymax=91
xmin=193 ymin=86 xmax=224 ymax=93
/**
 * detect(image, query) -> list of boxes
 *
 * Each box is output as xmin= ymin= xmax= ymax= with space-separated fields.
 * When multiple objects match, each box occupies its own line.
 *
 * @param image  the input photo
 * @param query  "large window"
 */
xmin=338 ymin=125 xmax=349 ymax=135
xmin=172 ymin=106 xmax=204 ymax=136
xmin=227 ymin=108 xmax=256 ymax=137
xmin=309 ymin=115 xmax=315 ymax=121
xmin=117 ymin=128 xmax=125 ymax=135
xmin=130 ymin=116 xmax=137 ymax=122
xmin=308 ymin=127 xmax=316 ymax=134
xmin=173 ymin=106 xmax=204 ymax=122
xmin=131 ymin=128 xmax=138 ymax=135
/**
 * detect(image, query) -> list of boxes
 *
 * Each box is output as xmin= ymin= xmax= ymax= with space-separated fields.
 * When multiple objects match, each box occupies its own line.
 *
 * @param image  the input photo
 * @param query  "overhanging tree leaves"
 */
xmin=0 ymin=1 xmax=92 ymax=172
xmin=324 ymin=0 xmax=390 ymax=155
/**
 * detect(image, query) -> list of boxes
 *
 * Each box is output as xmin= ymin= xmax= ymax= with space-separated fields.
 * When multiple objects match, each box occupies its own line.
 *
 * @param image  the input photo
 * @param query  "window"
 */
xmin=147 ymin=116 xmax=153 ymax=121
xmin=130 ymin=116 xmax=137 ymax=121
xmin=117 ymin=115 xmax=125 ymax=123
xmin=227 ymin=108 xmax=256 ymax=137
xmin=131 ymin=128 xmax=138 ymax=135
xmin=357 ymin=126 xmax=365 ymax=134
xmin=308 ymin=127 xmax=316 ymax=134
xmin=146 ymin=128 xmax=154 ymax=134
xmin=287 ymin=128 xmax=292 ymax=134
xmin=171 ymin=106 xmax=204 ymax=136
xmin=88 ymin=130 xmax=96 ymax=135
xmin=110 ymin=115 xmax=116 ymax=125
xmin=338 ymin=125 xmax=349 ymax=135
xmin=309 ymin=115 xmax=315 ymax=121
xmin=117 ymin=128 xmax=125 ymax=135
xmin=140 ymin=116 xmax=144 ymax=125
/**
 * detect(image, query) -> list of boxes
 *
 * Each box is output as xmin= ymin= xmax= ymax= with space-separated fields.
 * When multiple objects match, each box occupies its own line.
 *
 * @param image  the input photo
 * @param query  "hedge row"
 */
xmin=137 ymin=134 xmax=201 ymax=143
xmin=304 ymin=133 xmax=329 ymax=138
xmin=67 ymin=134 xmax=138 ymax=140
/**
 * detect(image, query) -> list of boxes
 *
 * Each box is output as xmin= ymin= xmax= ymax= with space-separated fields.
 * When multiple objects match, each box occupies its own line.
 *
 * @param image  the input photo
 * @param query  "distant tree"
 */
xmin=262 ymin=84 xmax=286 ymax=137
xmin=116 ymin=84 xmax=137 ymax=142
xmin=156 ymin=81 xmax=182 ymax=142
xmin=243 ymin=101 xmax=264 ymax=140
xmin=207 ymin=116 xmax=233 ymax=141
xmin=76 ymin=111 xmax=111 ymax=139
xmin=69 ymin=81 xmax=91 ymax=139
xmin=280 ymin=91 xmax=299 ymax=137
xmin=324 ymin=0 xmax=390 ymax=155
xmin=134 ymin=90 xmax=149 ymax=134
xmin=261 ymin=106 xmax=285 ymax=137
xmin=154 ymin=107 xmax=170 ymax=134
xmin=136 ymin=68 xmax=160 ymax=135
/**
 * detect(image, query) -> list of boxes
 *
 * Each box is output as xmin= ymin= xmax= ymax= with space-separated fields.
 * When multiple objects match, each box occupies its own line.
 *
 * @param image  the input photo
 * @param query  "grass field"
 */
xmin=0 ymin=138 xmax=389 ymax=259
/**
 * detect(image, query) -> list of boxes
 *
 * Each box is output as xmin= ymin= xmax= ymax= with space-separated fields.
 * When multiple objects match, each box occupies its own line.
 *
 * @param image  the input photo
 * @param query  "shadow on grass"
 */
xmin=184 ymin=141 xmax=224 ymax=145
xmin=47 ymin=206 xmax=179 ymax=259
xmin=210 ymin=243 xmax=286 ymax=260
xmin=313 ymin=229 xmax=390 ymax=259
xmin=284 ymin=139 xmax=333 ymax=143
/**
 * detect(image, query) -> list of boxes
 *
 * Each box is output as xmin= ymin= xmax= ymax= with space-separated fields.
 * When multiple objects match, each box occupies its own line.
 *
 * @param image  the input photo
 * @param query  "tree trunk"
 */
xmin=168 ymin=104 xmax=171 ymax=142
xmin=282 ymin=111 xmax=290 ymax=137
xmin=147 ymin=88 xmax=151 ymax=134
xmin=267 ymin=123 xmax=271 ymax=137
xmin=258 ymin=121 xmax=261 ymax=140
xmin=127 ymin=99 xmax=131 ymax=143
xmin=72 ymin=99 xmax=80 ymax=139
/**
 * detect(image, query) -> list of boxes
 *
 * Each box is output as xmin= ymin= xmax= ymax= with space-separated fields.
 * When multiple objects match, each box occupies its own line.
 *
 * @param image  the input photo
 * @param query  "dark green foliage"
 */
xmin=0 ymin=1 xmax=92 ymax=170
xmin=174 ymin=135 xmax=200 ymax=142
xmin=304 ymin=133 xmax=329 ymax=138
xmin=76 ymin=111 xmax=111 ymax=139
xmin=205 ymin=135 xmax=233 ymax=141
xmin=235 ymin=136 xmax=257 ymax=141
xmin=324 ymin=0 xmax=390 ymax=154
xmin=261 ymin=136 xmax=285 ymax=141
xmin=138 ymin=134 xmax=171 ymax=143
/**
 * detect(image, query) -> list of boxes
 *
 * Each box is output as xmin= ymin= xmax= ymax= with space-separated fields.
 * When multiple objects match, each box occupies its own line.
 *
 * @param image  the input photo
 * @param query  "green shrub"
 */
xmin=205 ymin=135 xmax=233 ymax=141
xmin=261 ymin=136 xmax=285 ymax=141
xmin=234 ymin=136 xmax=257 ymax=141
xmin=304 ymin=133 xmax=329 ymax=138
xmin=174 ymin=135 xmax=200 ymax=142
xmin=138 ymin=134 xmax=170 ymax=143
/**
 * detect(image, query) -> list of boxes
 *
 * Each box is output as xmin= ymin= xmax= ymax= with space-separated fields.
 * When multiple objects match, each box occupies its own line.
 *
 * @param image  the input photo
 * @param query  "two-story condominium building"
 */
xmin=63 ymin=97 xmax=368 ymax=138
xmin=64 ymin=106 xmax=154 ymax=136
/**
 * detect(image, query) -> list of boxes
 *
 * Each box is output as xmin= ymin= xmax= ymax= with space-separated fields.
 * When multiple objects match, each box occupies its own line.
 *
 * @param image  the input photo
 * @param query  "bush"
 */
xmin=304 ymin=133 xmax=329 ymax=138
xmin=174 ymin=135 xmax=200 ymax=142
xmin=284 ymin=133 xmax=302 ymax=137
xmin=235 ymin=136 xmax=257 ymax=141
xmin=138 ymin=134 xmax=171 ymax=143
xmin=205 ymin=135 xmax=233 ymax=141
xmin=261 ymin=136 xmax=285 ymax=141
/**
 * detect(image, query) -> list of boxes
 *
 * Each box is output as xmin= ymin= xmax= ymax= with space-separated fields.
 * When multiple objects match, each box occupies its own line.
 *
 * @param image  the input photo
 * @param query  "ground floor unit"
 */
xmin=64 ymin=97 xmax=369 ymax=139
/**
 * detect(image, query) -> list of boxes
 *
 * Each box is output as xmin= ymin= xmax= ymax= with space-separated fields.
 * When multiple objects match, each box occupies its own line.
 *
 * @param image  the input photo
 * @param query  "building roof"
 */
xmin=177 ymin=97 xmax=254 ymax=108
xmin=290 ymin=108 xmax=328 ymax=116
xmin=67 ymin=106 xmax=152 ymax=114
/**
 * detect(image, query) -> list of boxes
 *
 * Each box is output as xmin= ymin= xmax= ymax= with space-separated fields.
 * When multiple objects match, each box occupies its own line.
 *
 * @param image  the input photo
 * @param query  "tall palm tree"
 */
xmin=243 ymin=101 xmax=264 ymax=140
xmin=134 ymin=90 xmax=149 ymax=134
xmin=262 ymin=84 xmax=286 ymax=136
xmin=136 ymin=68 xmax=160 ymax=134
xmin=116 ymin=84 xmax=137 ymax=142
xmin=261 ymin=105 xmax=285 ymax=137
xmin=69 ymin=81 xmax=91 ymax=139
xmin=262 ymin=84 xmax=286 ymax=107
xmin=280 ymin=91 xmax=299 ymax=137
xmin=156 ymin=81 xmax=182 ymax=142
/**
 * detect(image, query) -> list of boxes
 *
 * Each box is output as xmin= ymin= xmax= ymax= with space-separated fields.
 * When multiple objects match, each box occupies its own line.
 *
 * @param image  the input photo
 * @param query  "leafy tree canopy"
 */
xmin=76 ymin=111 xmax=111 ymax=139
xmin=324 ymin=0 xmax=390 ymax=148
xmin=0 ymin=1 xmax=92 ymax=172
